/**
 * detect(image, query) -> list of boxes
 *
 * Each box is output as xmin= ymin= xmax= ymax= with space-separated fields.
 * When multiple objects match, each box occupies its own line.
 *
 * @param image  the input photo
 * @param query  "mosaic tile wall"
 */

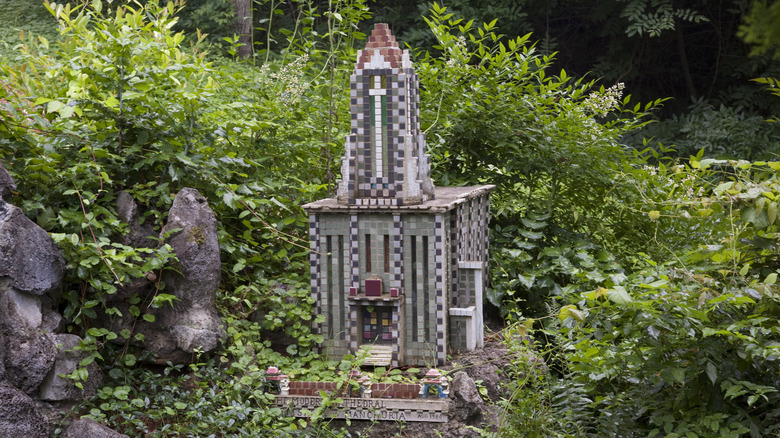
xmin=402 ymin=214 xmax=439 ymax=365
xmin=451 ymin=196 xmax=491 ymax=307
xmin=308 ymin=200 xmax=491 ymax=365
xmin=449 ymin=315 xmax=469 ymax=351
xmin=310 ymin=213 xmax=351 ymax=359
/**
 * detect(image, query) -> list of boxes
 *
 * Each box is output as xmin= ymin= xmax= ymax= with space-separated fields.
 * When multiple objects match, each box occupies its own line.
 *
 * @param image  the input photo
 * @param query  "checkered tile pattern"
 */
xmin=393 ymin=214 xmax=403 ymax=290
xmin=390 ymin=303 xmax=400 ymax=366
xmin=350 ymin=214 xmax=360 ymax=288
xmin=434 ymin=214 xmax=446 ymax=365
xmin=310 ymin=214 xmax=320 ymax=338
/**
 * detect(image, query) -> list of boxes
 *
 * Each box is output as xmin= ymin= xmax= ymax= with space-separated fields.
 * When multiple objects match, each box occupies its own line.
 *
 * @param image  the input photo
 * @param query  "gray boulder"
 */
xmin=0 ymin=201 xmax=65 ymax=297
xmin=38 ymin=334 xmax=103 ymax=401
xmin=451 ymin=371 xmax=481 ymax=404
xmin=0 ymin=284 xmax=58 ymax=394
xmin=62 ymin=417 xmax=129 ymax=438
xmin=0 ymin=382 xmax=49 ymax=438
xmin=0 ymin=284 xmax=43 ymax=330
xmin=449 ymin=371 xmax=484 ymax=424
xmin=0 ymin=330 xmax=56 ymax=394
xmin=41 ymin=307 xmax=65 ymax=334
xmin=0 ymin=161 xmax=15 ymax=201
xmin=139 ymin=188 xmax=224 ymax=363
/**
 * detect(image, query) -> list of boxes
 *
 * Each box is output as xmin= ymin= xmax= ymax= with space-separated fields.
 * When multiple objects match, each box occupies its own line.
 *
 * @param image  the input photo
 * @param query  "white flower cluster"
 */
xmin=445 ymin=36 xmax=467 ymax=67
xmin=678 ymin=173 xmax=700 ymax=198
xmin=258 ymin=54 xmax=310 ymax=104
xmin=584 ymin=82 xmax=625 ymax=117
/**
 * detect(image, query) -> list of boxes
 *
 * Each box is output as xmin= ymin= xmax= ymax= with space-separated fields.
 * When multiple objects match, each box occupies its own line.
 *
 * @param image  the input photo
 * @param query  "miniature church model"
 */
xmin=303 ymin=24 xmax=493 ymax=367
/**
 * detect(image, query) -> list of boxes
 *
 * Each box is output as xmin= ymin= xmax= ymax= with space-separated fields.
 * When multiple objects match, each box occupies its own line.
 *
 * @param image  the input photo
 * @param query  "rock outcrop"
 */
xmin=116 ymin=190 xmax=157 ymax=249
xmin=62 ymin=417 xmax=130 ymax=438
xmin=0 ymin=162 xmax=223 ymax=434
xmin=0 ymin=162 xmax=109 ymax=434
xmin=0 ymin=201 xmax=64 ymax=298
xmin=0 ymin=199 xmax=65 ymax=394
xmin=0 ymin=161 xmax=15 ymax=200
xmin=138 ymin=188 xmax=225 ymax=363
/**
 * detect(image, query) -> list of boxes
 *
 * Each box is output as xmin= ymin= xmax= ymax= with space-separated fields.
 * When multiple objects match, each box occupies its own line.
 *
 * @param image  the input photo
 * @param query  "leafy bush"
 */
xmin=0 ymin=0 xmax=59 ymax=59
xmin=0 ymin=0 xmax=337 ymax=415
xmin=0 ymin=0 xmax=340 ymax=341
xmin=497 ymin=159 xmax=780 ymax=437
xmin=66 ymin=316 xmax=363 ymax=437
xmin=497 ymin=324 xmax=590 ymax=438
xmin=412 ymin=4 xmax=665 ymax=319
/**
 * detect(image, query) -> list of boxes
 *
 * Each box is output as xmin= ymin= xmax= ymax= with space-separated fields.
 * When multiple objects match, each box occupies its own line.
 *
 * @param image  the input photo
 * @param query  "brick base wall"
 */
xmin=288 ymin=381 xmax=420 ymax=399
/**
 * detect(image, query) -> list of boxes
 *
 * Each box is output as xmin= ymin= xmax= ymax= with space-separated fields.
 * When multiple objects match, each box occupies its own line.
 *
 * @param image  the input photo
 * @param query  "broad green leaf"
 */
xmin=706 ymin=361 xmax=717 ymax=384
xmin=519 ymin=229 xmax=543 ymax=240
xmin=713 ymin=182 xmax=734 ymax=196
xmin=517 ymin=273 xmax=535 ymax=289
xmin=47 ymin=100 xmax=64 ymax=113
xmin=123 ymin=354 xmax=136 ymax=367
xmin=583 ymin=287 xmax=607 ymax=301
xmin=660 ymin=367 xmax=685 ymax=383
xmin=103 ymin=95 xmax=119 ymax=108
xmin=756 ymin=196 xmax=766 ymax=214
xmin=640 ymin=279 xmax=668 ymax=289
xmin=723 ymin=383 xmax=747 ymax=400
xmin=485 ymin=288 xmax=504 ymax=308
xmin=79 ymin=355 xmax=95 ymax=367
xmin=113 ymin=386 xmax=131 ymax=400
xmin=558 ymin=305 xmax=584 ymax=322
xmin=520 ymin=217 xmax=546 ymax=229
xmin=222 ymin=191 xmax=235 ymax=206
xmin=606 ymin=286 xmax=632 ymax=305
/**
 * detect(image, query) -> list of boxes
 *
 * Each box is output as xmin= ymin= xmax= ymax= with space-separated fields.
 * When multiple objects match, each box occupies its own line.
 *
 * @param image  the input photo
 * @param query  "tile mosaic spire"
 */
xmin=336 ymin=23 xmax=436 ymax=206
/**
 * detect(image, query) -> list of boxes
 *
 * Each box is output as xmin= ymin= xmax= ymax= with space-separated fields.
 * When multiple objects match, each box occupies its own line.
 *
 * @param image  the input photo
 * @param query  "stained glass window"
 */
xmin=362 ymin=307 xmax=393 ymax=344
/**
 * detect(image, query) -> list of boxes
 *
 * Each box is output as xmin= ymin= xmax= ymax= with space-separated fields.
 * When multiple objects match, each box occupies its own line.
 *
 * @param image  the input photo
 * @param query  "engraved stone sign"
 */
xmin=272 ymin=395 xmax=449 ymax=423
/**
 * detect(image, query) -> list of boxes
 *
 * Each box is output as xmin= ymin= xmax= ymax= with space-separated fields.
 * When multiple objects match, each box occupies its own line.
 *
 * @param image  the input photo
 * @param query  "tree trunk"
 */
xmin=676 ymin=19 xmax=696 ymax=102
xmin=232 ymin=0 xmax=252 ymax=60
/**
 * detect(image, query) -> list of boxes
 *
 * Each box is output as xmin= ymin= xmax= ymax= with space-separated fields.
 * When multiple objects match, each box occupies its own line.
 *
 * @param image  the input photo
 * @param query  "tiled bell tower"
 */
xmin=337 ymin=23 xmax=435 ymax=206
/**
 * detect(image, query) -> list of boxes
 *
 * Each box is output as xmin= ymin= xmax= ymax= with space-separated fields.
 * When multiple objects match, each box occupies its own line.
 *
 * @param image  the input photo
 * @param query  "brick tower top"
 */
xmin=356 ymin=23 xmax=405 ymax=69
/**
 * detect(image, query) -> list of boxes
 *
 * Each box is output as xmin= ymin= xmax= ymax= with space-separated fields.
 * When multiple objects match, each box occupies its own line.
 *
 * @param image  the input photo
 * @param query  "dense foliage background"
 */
xmin=173 ymin=0 xmax=780 ymax=159
xmin=1 ymin=0 xmax=780 ymax=436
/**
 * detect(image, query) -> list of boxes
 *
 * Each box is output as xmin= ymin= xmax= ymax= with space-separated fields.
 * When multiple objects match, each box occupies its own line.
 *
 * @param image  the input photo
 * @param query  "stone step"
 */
xmin=362 ymin=345 xmax=393 ymax=366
